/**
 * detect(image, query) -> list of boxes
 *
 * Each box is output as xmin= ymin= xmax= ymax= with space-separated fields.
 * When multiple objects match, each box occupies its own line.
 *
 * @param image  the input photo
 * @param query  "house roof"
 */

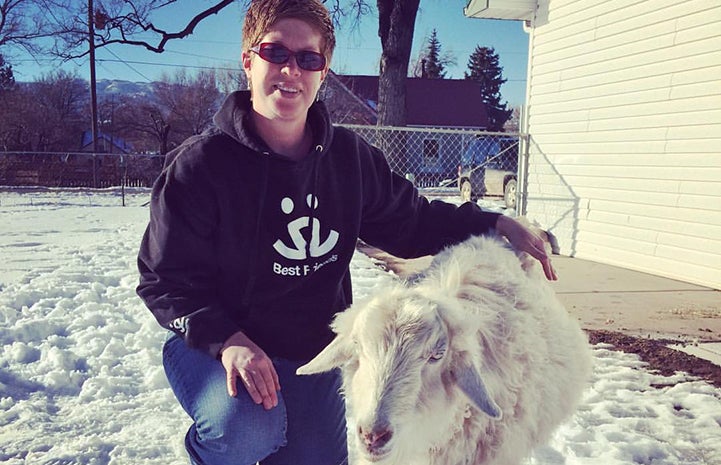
xmin=323 ymin=71 xmax=378 ymax=125
xmin=80 ymin=130 xmax=133 ymax=153
xmin=336 ymin=75 xmax=488 ymax=129
xmin=464 ymin=0 xmax=537 ymax=21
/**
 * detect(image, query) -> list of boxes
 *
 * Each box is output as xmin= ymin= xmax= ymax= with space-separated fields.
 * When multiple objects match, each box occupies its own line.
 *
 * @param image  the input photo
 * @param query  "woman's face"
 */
xmin=242 ymin=18 xmax=328 ymax=126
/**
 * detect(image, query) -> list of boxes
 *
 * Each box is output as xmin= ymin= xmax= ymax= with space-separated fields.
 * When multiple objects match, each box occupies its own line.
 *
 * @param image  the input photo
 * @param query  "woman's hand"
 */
xmin=219 ymin=330 xmax=281 ymax=410
xmin=495 ymin=215 xmax=558 ymax=281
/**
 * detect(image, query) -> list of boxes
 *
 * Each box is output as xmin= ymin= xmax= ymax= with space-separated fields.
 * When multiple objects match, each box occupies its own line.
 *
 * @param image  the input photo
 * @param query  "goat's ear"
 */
xmin=454 ymin=362 xmax=503 ymax=420
xmin=296 ymin=336 xmax=351 ymax=375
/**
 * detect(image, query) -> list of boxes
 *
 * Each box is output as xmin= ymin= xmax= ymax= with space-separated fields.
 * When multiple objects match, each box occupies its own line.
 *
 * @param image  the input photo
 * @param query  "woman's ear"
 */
xmin=242 ymin=51 xmax=252 ymax=74
xmin=242 ymin=51 xmax=253 ymax=91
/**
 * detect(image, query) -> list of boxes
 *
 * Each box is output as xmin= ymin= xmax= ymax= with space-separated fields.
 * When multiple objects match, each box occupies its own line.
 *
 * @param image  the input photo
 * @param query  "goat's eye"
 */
xmin=428 ymin=345 xmax=446 ymax=363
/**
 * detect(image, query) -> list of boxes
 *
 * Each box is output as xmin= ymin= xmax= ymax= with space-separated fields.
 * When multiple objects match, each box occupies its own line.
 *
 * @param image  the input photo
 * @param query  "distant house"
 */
xmin=324 ymin=74 xmax=490 ymax=184
xmin=465 ymin=0 xmax=721 ymax=289
xmin=80 ymin=130 xmax=133 ymax=154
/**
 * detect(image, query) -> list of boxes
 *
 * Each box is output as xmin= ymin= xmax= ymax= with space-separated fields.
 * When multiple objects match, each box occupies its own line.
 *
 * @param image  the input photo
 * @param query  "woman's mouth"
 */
xmin=275 ymin=84 xmax=300 ymax=95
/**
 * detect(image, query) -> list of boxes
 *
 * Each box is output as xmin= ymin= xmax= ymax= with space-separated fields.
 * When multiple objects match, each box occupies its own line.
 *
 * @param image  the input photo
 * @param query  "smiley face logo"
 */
xmin=273 ymin=194 xmax=339 ymax=260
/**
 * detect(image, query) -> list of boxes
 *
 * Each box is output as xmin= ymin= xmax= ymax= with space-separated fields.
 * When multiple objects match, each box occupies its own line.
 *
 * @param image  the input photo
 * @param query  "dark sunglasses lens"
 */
xmin=260 ymin=45 xmax=291 ymax=64
xmin=296 ymin=52 xmax=325 ymax=71
xmin=256 ymin=44 xmax=325 ymax=71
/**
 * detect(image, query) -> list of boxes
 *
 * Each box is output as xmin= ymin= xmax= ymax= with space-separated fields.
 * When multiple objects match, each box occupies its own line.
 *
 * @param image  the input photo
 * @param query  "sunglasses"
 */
xmin=250 ymin=42 xmax=327 ymax=72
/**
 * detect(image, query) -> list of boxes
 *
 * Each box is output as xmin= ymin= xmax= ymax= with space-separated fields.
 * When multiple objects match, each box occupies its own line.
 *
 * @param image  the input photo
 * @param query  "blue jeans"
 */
xmin=162 ymin=334 xmax=348 ymax=465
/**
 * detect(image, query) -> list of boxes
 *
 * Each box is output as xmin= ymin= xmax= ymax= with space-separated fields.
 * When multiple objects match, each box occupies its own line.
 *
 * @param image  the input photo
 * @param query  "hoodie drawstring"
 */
xmin=305 ymin=144 xmax=324 ymax=260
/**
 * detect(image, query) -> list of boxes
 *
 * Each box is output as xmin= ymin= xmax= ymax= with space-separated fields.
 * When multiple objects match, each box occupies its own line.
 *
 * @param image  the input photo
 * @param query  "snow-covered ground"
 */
xmin=1 ymin=188 xmax=720 ymax=465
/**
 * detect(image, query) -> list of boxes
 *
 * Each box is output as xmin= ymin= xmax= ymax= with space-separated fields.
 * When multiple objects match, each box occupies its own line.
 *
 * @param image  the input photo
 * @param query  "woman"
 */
xmin=137 ymin=1 xmax=555 ymax=464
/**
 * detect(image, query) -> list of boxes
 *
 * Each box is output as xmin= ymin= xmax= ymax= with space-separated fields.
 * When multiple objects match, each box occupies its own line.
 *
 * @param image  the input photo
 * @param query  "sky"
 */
xmin=8 ymin=0 xmax=531 ymax=106
xmin=1 ymin=188 xmax=721 ymax=464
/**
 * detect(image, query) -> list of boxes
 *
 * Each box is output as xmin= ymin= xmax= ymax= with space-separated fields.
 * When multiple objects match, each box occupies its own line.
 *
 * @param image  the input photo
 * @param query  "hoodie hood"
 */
xmin=212 ymin=90 xmax=334 ymax=157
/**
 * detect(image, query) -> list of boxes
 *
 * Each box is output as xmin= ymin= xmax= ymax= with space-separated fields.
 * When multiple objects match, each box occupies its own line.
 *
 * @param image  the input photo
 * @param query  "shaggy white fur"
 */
xmin=298 ymin=235 xmax=593 ymax=465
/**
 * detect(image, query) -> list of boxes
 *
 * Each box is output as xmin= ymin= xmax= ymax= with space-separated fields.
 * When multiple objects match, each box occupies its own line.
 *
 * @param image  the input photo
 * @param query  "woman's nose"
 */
xmin=281 ymin=57 xmax=302 ymax=76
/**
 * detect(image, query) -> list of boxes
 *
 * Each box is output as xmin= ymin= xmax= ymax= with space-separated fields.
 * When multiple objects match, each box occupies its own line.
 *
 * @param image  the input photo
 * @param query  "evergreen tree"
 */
xmin=413 ymin=29 xmax=455 ymax=79
xmin=464 ymin=46 xmax=512 ymax=131
xmin=423 ymin=29 xmax=445 ymax=79
xmin=0 ymin=55 xmax=15 ymax=91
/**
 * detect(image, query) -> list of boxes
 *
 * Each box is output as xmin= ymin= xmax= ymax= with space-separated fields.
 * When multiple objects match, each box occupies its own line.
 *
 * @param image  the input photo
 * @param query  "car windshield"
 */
xmin=461 ymin=137 xmax=517 ymax=170
xmin=462 ymin=138 xmax=498 ymax=167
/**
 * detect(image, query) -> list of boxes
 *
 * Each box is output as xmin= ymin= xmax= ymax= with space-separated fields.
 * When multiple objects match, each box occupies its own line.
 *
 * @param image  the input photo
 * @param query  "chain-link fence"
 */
xmin=0 ymin=127 xmax=521 ymax=207
xmin=343 ymin=125 xmax=521 ymax=208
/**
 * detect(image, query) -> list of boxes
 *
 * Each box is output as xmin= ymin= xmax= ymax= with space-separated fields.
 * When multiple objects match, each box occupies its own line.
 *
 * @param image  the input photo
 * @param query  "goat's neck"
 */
xmin=427 ymin=404 xmax=485 ymax=465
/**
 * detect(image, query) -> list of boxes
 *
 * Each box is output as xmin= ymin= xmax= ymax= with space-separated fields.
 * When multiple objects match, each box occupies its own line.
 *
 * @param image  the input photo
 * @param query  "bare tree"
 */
xmin=12 ymin=70 xmax=86 ymax=151
xmin=374 ymin=0 xmax=420 ymax=175
xmin=0 ymin=84 xmax=32 ymax=150
xmin=216 ymin=66 xmax=248 ymax=95
xmin=0 ymin=0 xmax=50 ymax=56
xmin=504 ymin=107 xmax=521 ymax=133
xmin=38 ymin=0 xmax=239 ymax=59
xmin=376 ymin=0 xmax=420 ymax=127
xmin=113 ymin=68 xmax=221 ymax=154
xmin=113 ymin=94 xmax=171 ymax=154
xmin=154 ymin=69 xmax=221 ymax=137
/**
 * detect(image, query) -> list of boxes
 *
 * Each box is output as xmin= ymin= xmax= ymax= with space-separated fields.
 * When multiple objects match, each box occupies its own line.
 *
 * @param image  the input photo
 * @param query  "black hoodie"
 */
xmin=137 ymin=91 xmax=500 ymax=361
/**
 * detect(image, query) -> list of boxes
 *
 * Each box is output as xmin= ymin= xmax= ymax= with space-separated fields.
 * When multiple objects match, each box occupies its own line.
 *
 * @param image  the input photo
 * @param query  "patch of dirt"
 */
xmin=587 ymin=330 xmax=721 ymax=388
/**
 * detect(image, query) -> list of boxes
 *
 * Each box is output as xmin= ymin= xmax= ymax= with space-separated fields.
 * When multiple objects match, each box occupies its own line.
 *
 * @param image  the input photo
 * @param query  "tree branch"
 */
xmin=139 ymin=0 xmax=235 ymax=53
xmin=43 ymin=0 xmax=241 ymax=60
xmin=0 ymin=0 xmax=54 ymax=53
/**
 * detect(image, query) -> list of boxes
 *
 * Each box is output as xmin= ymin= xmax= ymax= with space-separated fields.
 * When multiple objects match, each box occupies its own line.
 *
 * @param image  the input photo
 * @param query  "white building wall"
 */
xmin=524 ymin=0 xmax=721 ymax=289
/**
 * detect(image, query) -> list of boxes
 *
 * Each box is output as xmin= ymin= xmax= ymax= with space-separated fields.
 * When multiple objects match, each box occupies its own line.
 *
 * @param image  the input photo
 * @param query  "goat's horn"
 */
xmin=455 ymin=364 xmax=502 ymax=420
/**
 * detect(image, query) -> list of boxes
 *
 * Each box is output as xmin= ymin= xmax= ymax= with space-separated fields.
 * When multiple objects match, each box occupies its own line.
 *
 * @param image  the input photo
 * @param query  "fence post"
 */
xmin=92 ymin=154 xmax=98 ymax=189
xmin=517 ymin=105 xmax=529 ymax=216
xmin=120 ymin=154 xmax=126 ymax=207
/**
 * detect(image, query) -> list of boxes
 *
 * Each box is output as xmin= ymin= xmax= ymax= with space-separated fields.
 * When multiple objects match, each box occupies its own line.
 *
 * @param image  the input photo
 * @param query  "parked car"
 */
xmin=458 ymin=137 xmax=519 ymax=209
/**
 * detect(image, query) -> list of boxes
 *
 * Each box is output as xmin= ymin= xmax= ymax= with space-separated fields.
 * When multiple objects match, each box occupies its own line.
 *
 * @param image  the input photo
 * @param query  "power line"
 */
xmin=103 ymin=48 xmax=154 ymax=82
xmin=96 ymin=58 xmax=242 ymax=73
xmin=163 ymin=49 xmax=239 ymax=62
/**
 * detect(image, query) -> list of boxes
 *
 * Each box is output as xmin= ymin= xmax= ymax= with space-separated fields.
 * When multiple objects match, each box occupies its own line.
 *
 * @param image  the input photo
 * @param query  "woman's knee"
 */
xmin=163 ymin=335 xmax=288 ymax=463
xmin=189 ymin=397 xmax=288 ymax=463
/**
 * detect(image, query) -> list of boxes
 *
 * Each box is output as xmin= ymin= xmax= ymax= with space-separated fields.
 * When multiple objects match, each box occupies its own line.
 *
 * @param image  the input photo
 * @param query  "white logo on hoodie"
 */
xmin=273 ymin=194 xmax=339 ymax=260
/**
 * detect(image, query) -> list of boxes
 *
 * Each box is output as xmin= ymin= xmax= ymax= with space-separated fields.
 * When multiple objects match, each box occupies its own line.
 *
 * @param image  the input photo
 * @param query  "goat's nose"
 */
xmin=359 ymin=425 xmax=393 ymax=450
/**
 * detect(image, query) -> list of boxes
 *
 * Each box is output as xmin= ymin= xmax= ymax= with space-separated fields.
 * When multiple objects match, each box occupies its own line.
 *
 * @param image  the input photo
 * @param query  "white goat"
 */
xmin=298 ymin=235 xmax=592 ymax=465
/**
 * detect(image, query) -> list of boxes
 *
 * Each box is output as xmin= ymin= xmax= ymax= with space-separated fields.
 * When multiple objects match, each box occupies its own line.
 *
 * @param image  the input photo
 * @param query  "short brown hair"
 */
xmin=242 ymin=0 xmax=336 ymax=65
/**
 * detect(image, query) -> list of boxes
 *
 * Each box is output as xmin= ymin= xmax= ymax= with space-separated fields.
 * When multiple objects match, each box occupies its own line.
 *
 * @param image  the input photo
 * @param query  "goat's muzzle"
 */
xmin=358 ymin=424 xmax=393 ymax=461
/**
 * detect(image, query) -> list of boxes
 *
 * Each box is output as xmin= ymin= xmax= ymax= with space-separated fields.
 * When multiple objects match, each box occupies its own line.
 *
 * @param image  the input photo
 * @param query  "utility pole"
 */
xmin=88 ymin=0 xmax=99 ymax=188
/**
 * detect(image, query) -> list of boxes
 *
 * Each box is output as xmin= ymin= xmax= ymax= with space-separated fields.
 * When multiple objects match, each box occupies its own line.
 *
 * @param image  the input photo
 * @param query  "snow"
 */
xmin=1 ymin=188 xmax=720 ymax=465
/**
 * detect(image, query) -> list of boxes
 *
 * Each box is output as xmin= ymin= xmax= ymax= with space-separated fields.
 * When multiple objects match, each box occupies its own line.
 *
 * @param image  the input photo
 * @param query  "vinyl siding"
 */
xmin=524 ymin=0 xmax=721 ymax=289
